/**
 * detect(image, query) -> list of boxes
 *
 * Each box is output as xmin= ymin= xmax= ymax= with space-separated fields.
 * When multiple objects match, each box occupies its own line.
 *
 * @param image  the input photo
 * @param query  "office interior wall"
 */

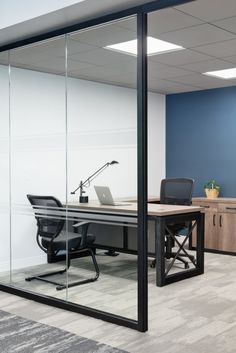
xmin=148 ymin=92 xmax=165 ymax=196
xmin=4 ymin=66 xmax=165 ymax=202
xmin=166 ymin=86 xmax=236 ymax=197
xmin=0 ymin=64 xmax=10 ymax=275
xmin=67 ymin=81 xmax=165 ymax=201
xmin=0 ymin=64 xmax=165 ymax=268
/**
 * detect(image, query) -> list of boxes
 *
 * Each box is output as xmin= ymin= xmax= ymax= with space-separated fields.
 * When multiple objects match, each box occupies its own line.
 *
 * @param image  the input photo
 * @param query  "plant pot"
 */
xmin=205 ymin=188 xmax=219 ymax=198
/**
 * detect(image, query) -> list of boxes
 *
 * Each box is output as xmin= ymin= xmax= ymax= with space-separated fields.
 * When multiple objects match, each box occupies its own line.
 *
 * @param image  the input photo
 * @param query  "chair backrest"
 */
xmin=27 ymin=195 xmax=65 ymax=238
xmin=160 ymin=178 xmax=194 ymax=206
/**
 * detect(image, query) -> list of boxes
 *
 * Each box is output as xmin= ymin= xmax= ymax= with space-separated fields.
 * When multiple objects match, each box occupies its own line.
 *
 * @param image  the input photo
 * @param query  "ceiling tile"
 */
xmin=149 ymin=48 xmax=211 ymax=66
xmin=69 ymin=24 xmax=136 ymax=47
xmin=148 ymin=7 xmax=203 ymax=35
xmin=165 ymin=86 xmax=203 ymax=94
xmin=158 ymin=23 xmax=235 ymax=48
xmin=148 ymin=78 xmax=202 ymax=94
xmin=8 ymin=37 xmax=95 ymax=66
xmin=67 ymin=39 xmax=97 ymax=54
xmin=224 ymin=55 xmax=236 ymax=64
xmin=114 ymin=17 xmax=137 ymax=32
xmin=175 ymin=0 xmax=236 ymax=22
xmin=148 ymin=61 xmax=191 ymax=79
xmin=70 ymin=71 xmax=136 ymax=90
xmin=69 ymin=64 xmax=136 ymax=82
xmin=194 ymin=38 xmax=236 ymax=58
xmin=10 ymin=58 xmax=94 ymax=76
xmin=180 ymin=59 xmax=235 ymax=73
xmin=212 ymin=16 xmax=236 ymax=34
xmin=166 ymin=72 xmax=236 ymax=88
xmin=70 ymin=48 xmax=137 ymax=68
xmin=0 ymin=51 xmax=8 ymax=65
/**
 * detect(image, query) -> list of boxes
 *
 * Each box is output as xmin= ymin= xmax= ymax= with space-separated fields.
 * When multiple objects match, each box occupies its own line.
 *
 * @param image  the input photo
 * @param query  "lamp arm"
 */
xmin=82 ymin=163 xmax=110 ymax=187
xmin=71 ymin=162 xmax=109 ymax=194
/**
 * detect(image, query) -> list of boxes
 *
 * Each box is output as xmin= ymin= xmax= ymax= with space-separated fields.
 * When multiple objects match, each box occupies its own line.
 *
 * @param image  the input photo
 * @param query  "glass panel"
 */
xmin=66 ymin=16 xmax=138 ymax=319
xmin=0 ymin=51 xmax=10 ymax=284
xmin=9 ymin=37 xmax=68 ymax=300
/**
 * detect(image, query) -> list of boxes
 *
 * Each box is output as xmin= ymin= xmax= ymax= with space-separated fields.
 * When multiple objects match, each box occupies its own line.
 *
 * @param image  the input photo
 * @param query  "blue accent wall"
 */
xmin=166 ymin=86 xmax=236 ymax=197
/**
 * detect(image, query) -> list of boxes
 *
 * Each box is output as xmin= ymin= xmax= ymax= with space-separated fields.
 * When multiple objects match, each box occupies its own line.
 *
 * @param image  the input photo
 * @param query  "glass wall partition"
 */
xmin=0 ymin=52 xmax=10 ymax=285
xmin=9 ymin=37 xmax=68 ymax=301
xmin=0 ymin=14 xmax=147 ymax=330
xmin=66 ymin=17 xmax=138 ymax=320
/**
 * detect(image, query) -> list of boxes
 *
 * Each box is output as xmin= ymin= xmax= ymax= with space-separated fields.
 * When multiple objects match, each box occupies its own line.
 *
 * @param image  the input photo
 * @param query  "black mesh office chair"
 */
xmin=151 ymin=178 xmax=194 ymax=269
xmin=26 ymin=195 xmax=99 ymax=290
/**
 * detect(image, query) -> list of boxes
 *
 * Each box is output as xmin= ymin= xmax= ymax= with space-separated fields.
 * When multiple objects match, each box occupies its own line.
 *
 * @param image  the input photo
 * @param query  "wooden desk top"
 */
xmin=67 ymin=201 xmax=202 ymax=217
xmin=126 ymin=196 xmax=160 ymax=203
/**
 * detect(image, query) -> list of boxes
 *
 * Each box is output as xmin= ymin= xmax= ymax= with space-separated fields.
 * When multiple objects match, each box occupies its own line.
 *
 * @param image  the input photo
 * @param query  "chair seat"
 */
xmin=41 ymin=231 xmax=95 ymax=251
xmin=166 ymin=222 xmax=189 ymax=235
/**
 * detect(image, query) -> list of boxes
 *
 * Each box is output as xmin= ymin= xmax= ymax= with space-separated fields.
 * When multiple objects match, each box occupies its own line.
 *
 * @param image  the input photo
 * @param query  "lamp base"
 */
xmin=79 ymin=196 xmax=89 ymax=203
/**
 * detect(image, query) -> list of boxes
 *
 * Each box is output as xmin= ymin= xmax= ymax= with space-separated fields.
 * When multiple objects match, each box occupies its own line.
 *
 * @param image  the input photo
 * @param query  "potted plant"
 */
xmin=204 ymin=179 xmax=220 ymax=198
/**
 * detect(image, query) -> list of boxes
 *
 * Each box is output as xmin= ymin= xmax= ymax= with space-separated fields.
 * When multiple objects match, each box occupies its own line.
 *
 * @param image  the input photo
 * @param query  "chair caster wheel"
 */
xmin=185 ymin=263 xmax=189 ymax=269
xmin=150 ymin=261 xmax=156 ymax=268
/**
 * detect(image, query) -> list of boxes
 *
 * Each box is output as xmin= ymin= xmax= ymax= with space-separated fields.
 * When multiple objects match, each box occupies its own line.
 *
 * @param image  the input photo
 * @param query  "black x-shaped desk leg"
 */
xmin=154 ymin=212 xmax=204 ymax=287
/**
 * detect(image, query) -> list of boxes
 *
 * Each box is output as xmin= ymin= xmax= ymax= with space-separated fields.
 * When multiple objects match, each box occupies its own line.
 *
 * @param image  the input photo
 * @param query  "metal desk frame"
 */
xmin=68 ymin=206 xmax=204 ymax=287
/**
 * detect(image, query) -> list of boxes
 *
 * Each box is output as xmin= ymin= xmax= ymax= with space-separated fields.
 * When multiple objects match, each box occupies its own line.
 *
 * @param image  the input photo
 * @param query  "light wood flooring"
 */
xmin=0 ymin=252 xmax=236 ymax=353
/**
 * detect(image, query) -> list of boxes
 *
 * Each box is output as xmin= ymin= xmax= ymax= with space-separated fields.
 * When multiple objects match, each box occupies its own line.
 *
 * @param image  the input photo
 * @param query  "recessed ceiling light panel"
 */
xmin=104 ymin=37 xmax=184 ymax=56
xmin=204 ymin=68 xmax=236 ymax=79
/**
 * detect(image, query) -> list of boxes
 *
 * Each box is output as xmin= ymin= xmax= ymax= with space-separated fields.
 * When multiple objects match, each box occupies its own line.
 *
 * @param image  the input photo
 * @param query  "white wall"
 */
xmin=148 ymin=92 xmax=166 ymax=196
xmin=0 ymin=65 xmax=165 ymax=269
xmin=0 ymin=65 xmax=10 ymax=272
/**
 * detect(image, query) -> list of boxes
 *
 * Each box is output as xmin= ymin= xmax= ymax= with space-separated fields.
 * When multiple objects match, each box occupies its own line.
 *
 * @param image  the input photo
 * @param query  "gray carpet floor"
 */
xmin=0 ymin=309 xmax=128 ymax=353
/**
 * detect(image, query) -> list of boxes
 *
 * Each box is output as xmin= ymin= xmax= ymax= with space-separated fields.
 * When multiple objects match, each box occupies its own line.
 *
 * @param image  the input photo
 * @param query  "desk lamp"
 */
xmin=71 ymin=161 xmax=119 ymax=203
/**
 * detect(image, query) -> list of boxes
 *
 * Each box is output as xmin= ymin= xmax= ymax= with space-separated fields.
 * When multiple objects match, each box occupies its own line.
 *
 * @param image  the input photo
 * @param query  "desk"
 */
xmin=66 ymin=201 xmax=204 ymax=286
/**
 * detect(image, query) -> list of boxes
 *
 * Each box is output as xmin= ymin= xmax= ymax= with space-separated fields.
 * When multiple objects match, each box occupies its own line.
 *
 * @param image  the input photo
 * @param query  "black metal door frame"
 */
xmin=0 ymin=0 xmax=195 ymax=332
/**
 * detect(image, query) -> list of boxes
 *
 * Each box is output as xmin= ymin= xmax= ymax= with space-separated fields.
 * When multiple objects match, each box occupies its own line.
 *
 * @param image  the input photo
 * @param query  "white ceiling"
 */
xmin=1 ymin=0 xmax=236 ymax=94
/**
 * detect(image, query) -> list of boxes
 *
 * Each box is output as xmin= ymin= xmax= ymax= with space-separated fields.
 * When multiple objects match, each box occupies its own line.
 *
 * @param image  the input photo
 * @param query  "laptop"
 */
xmin=94 ymin=186 xmax=131 ymax=206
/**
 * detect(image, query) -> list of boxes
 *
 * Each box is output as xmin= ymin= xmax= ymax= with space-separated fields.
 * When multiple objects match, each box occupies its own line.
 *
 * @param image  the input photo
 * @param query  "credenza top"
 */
xmin=193 ymin=197 xmax=236 ymax=204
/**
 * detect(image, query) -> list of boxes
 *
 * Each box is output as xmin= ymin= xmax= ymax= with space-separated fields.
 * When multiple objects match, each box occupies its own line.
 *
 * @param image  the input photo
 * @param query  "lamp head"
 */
xmin=109 ymin=160 xmax=119 ymax=165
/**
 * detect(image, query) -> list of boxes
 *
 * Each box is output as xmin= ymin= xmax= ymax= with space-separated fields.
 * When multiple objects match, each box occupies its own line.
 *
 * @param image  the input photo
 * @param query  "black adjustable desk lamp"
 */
xmin=71 ymin=160 xmax=119 ymax=203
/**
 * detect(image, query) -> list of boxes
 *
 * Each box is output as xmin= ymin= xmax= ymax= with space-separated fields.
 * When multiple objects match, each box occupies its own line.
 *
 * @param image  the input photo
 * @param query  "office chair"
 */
xmin=26 ymin=195 xmax=99 ymax=290
xmin=150 ymin=178 xmax=194 ymax=269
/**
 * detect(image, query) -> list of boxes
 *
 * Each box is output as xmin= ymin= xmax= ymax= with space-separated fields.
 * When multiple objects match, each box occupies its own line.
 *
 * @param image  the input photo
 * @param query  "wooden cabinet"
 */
xmin=204 ymin=211 xmax=219 ymax=250
xmin=192 ymin=198 xmax=236 ymax=254
xmin=218 ymin=212 xmax=236 ymax=252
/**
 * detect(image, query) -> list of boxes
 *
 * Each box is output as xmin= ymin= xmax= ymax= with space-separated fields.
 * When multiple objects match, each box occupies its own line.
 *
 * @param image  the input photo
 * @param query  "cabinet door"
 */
xmin=204 ymin=212 xmax=219 ymax=250
xmin=218 ymin=213 xmax=236 ymax=252
xmin=192 ymin=211 xmax=218 ymax=250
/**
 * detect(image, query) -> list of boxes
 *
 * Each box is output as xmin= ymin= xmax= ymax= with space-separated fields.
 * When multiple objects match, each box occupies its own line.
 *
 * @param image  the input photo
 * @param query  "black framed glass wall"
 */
xmin=0 ymin=14 xmax=148 ymax=331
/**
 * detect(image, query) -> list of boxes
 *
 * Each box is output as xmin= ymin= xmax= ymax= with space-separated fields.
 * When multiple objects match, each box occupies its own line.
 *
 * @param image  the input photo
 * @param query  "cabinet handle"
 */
xmin=213 ymin=214 xmax=216 ymax=226
xmin=226 ymin=207 xmax=236 ymax=210
xmin=200 ymin=205 xmax=210 ymax=208
xmin=219 ymin=215 xmax=222 ymax=227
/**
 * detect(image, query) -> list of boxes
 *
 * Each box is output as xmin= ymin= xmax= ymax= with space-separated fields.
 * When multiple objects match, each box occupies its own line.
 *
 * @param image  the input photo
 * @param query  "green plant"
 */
xmin=204 ymin=179 xmax=221 ymax=191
